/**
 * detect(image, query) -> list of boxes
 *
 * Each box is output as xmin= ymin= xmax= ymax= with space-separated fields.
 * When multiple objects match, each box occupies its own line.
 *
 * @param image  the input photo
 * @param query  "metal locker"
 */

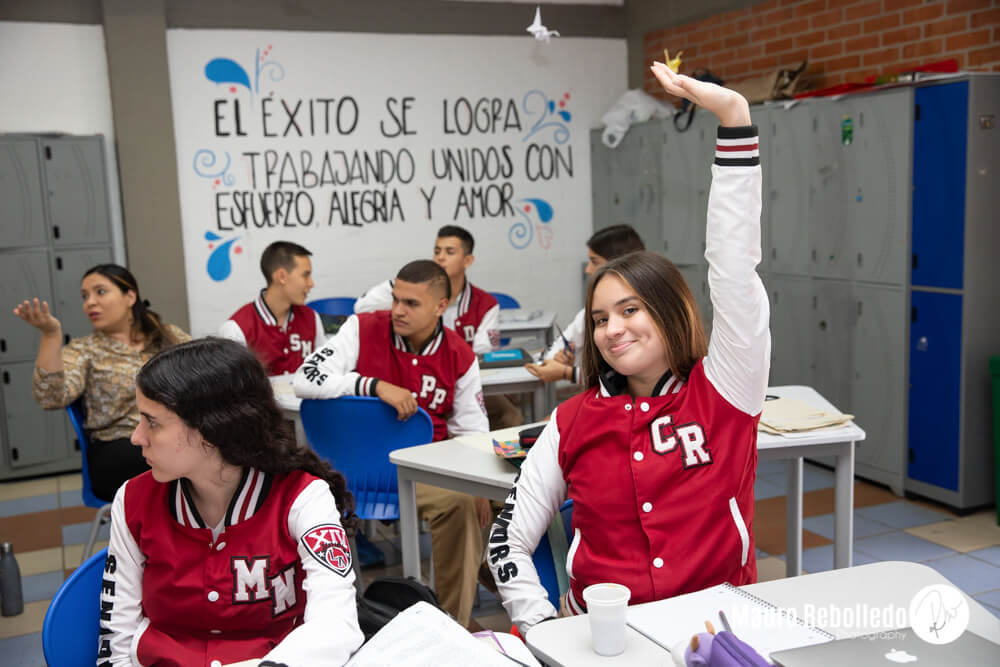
xmin=767 ymin=104 xmax=811 ymax=275
xmin=51 ymin=247 xmax=114 ymax=340
xmin=661 ymin=113 xmax=711 ymax=265
xmin=629 ymin=122 xmax=664 ymax=251
xmin=0 ymin=250 xmax=56 ymax=362
xmin=851 ymin=283 xmax=906 ymax=495
xmin=1 ymin=361 xmax=70 ymax=468
xmin=590 ymin=129 xmax=611 ymax=230
xmin=606 ymin=125 xmax=642 ymax=230
xmin=767 ymin=275 xmax=814 ymax=387
xmin=751 ymin=106 xmax=771 ymax=274
xmin=677 ymin=264 xmax=712 ymax=338
xmin=847 ymin=89 xmax=912 ymax=286
xmin=0 ymin=138 xmax=47 ymax=248
xmin=42 ymin=137 xmax=112 ymax=247
xmin=812 ymin=278 xmax=853 ymax=411
xmin=808 ymin=99 xmax=851 ymax=280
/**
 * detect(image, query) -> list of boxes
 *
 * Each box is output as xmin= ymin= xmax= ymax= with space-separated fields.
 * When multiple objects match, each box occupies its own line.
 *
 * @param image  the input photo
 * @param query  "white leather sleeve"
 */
xmin=473 ymin=304 xmax=501 ymax=355
xmin=264 ymin=480 xmax=364 ymax=665
xmin=445 ymin=358 xmax=489 ymax=437
xmin=293 ymin=315 xmax=377 ymax=399
xmin=488 ymin=413 xmax=567 ymax=633
xmin=353 ymin=279 xmax=392 ymax=313
xmin=99 ymin=481 xmax=148 ymax=667
xmin=217 ymin=319 xmax=247 ymax=347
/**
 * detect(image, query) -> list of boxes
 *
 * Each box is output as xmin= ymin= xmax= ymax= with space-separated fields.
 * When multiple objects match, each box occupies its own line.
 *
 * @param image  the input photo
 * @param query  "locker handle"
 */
xmin=915 ymin=104 xmax=921 ymax=122
xmin=45 ymin=145 xmax=52 ymax=160
xmin=53 ymin=225 xmax=61 ymax=240
xmin=857 ymin=252 xmax=863 ymax=267
xmin=911 ymin=306 xmax=918 ymax=323
xmin=2 ymin=371 xmax=8 ymax=384
xmin=11 ymin=447 xmax=18 ymax=462
xmin=857 ymin=301 xmax=863 ymax=316
xmin=912 ymin=253 xmax=918 ymax=270
xmin=0 ymin=339 xmax=5 ymax=353
xmin=64 ymin=334 xmax=71 ymax=345
xmin=818 ymin=320 xmax=827 ymax=331
xmin=56 ymin=257 xmax=63 ymax=270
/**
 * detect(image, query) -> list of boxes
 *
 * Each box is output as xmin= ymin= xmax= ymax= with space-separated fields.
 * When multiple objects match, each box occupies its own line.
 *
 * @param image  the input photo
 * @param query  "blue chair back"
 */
xmin=66 ymin=400 xmax=104 ymax=509
xmin=300 ymin=396 xmax=433 ymax=521
xmin=307 ymin=297 xmax=357 ymax=316
xmin=43 ymin=547 xmax=108 ymax=667
xmin=489 ymin=292 xmax=521 ymax=310
xmin=532 ymin=500 xmax=574 ymax=608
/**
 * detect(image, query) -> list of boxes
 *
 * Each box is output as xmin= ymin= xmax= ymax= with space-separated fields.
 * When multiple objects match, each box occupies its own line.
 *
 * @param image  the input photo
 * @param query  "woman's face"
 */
xmin=590 ymin=273 xmax=669 ymax=381
xmin=585 ymin=249 xmax=607 ymax=276
xmin=81 ymin=273 xmax=136 ymax=333
xmin=132 ymin=388 xmax=214 ymax=484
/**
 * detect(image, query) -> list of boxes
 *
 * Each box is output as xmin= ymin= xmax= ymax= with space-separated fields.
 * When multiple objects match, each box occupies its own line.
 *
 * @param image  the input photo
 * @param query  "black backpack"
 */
xmin=357 ymin=576 xmax=442 ymax=641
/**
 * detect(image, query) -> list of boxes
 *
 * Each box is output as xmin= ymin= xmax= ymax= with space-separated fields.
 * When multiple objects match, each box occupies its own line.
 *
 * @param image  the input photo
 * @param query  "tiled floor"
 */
xmin=3 ymin=462 xmax=1000 ymax=666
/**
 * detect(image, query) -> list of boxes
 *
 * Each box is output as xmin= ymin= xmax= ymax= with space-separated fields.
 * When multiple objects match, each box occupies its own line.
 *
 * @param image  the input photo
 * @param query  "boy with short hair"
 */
xmin=219 ymin=241 xmax=324 ymax=376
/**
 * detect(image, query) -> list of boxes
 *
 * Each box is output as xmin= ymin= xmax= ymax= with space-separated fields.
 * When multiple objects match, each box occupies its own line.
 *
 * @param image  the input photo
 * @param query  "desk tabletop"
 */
xmin=498 ymin=309 xmax=557 ymax=332
xmin=756 ymin=385 xmax=866 ymax=449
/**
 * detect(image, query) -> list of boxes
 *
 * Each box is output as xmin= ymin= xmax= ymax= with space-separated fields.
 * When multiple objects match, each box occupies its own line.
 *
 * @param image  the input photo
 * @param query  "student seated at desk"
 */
xmin=100 ymin=338 xmax=363 ymax=666
xmin=294 ymin=260 xmax=492 ymax=629
xmin=526 ymin=224 xmax=645 ymax=385
xmin=219 ymin=241 xmax=325 ymax=376
xmin=15 ymin=264 xmax=190 ymax=502
xmin=489 ymin=65 xmax=770 ymax=634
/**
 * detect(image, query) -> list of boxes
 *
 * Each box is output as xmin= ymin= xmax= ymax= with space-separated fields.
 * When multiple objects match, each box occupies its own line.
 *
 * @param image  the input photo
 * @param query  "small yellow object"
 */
xmin=663 ymin=49 xmax=683 ymax=73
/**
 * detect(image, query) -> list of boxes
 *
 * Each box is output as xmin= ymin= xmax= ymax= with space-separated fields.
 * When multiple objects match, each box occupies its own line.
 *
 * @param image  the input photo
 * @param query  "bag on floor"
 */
xmin=357 ymin=576 xmax=441 ymax=641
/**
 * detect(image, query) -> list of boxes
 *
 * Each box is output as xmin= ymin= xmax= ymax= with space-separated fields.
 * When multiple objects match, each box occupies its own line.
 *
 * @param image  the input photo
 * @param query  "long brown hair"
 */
xmin=581 ymin=251 xmax=707 ymax=391
xmin=83 ymin=264 xmax=180 ymax=348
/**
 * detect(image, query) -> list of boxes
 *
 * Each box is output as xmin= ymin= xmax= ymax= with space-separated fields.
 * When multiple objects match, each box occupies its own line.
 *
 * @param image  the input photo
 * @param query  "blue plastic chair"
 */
xmin=489 ymin=292 xmax=521 ymax=310
xmin=42 ymin=547 xmax=107 ymax=667
xmin=307 ymin=297 xmax=357 ymax=316
xmin=66 ymin=400 xmax=112 ymax=560
xmin=299 ymin=396 xmax=433 ymax=521
xmin=532 ymin=500 xmax=574 ymax=608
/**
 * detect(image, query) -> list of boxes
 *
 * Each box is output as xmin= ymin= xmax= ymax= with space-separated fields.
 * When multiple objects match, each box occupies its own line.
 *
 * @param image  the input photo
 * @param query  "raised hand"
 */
xmin=375 ymin=380 xmax=419 ymax=421
xmin=650 ymin=60 xmax=751 ymax=128
xmin=13 ymin=298 xmax=61 ymax=335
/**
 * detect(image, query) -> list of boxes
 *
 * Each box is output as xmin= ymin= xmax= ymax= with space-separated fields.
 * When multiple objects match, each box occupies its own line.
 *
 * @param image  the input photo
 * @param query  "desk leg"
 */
xmin=533 ymin=388 xmax=547 ymax=423
xmin=833 ymin=442 xmax=855 ymax=569
xmin=398 ymin=471 xmax=422 ymax=581
xmin=785 ymin=458 xmax=803 ymax=577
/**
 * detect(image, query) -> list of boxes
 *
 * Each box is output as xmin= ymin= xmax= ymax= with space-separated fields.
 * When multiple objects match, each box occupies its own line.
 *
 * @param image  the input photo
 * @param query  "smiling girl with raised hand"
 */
xmin=490 ymin=62 xmax=770 ymax=633
xmin=14 ymin=264 xmax=189 ymax=501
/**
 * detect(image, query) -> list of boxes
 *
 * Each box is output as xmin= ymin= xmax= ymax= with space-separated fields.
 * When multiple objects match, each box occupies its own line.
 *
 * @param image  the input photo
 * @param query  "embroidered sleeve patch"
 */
xmin=301 ymin=524 xmax=352 ymax=577
xmin=488 ymin=329 xmax=500 ymax=349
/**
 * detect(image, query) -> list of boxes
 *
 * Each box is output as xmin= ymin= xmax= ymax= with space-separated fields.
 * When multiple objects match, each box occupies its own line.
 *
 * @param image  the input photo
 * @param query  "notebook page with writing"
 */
xmin=626 ymin=583 xmax=833 ymax=661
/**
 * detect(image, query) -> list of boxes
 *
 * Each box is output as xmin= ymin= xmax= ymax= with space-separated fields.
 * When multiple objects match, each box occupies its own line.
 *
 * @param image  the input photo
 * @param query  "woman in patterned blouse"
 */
xmin=14 ymin=264 xmax=190 ymax=501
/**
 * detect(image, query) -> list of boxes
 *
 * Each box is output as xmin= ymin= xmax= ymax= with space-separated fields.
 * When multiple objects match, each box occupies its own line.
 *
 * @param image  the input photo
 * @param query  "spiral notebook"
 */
xmin=626 ymin=583 xmax=834 ymax=661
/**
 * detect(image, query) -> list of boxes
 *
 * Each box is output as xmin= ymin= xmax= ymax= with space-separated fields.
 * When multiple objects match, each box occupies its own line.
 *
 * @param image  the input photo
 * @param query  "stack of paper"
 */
xmin=759 ymin=397 xmax=854 ymax=435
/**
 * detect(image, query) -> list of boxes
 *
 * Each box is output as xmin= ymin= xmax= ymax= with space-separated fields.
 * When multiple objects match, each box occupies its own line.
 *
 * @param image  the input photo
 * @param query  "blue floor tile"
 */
xmin=802 ymin=512 xmax=895 ymax=540
xmin=974 ymin=588 xmax=1000 ymax=610
xmin=970 ymin=545 xmax=1000 ymax=568
xmin=855 ymin=501 xmax=953 ymax=530
xmin=923 ymin=554 xmax=1000 ymax=596
xmin=61 ymin=519 xmax=109 ymax=546
xmin=59 ymin=489 xmax=84 ymax=508
xmin=776 ymin=545 xmax=879 ymax=573
xmin=755 ymin=547 xmax=768 ymax=559
xmin=0 ymin=493 xmax=59 ymax=518
xmin=756 ymin=460 xmax=787 ymax=476
xmin=0 ymin=632 xmax=44 ymax=667
xmin=22 ymin=570 xmax=65 ymax=604
xmin=754 ymin=477 xmax=786 ymax=500
xmin=760 ymin=463 xmax=834 ymax=493
xmin=854 ymin=531 xmax=956 ymax=562
xmin=977 ymin=601 xmax=1000 ymax=620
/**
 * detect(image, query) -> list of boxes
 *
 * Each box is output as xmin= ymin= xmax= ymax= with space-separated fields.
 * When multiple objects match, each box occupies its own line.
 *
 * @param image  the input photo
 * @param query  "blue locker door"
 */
xmin=911 ymin=82 xmax=967 ymax=289
xmin=907 ymin=291 xmax=962 ymax=490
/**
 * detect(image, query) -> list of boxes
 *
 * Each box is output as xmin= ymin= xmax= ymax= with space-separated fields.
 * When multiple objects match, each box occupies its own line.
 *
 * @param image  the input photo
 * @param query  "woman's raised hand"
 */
xmin=13 ymin=298 xmax=61 ymax=335
xmin=650 ymin=60 xmax=751 ymax=128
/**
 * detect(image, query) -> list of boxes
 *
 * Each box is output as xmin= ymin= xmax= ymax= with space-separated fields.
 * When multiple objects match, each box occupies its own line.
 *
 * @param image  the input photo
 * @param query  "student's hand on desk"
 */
xmin=525 ymin=360 xmax=570 ymax=384
xmin=475 ymin=497 xmax=492 ymax=529
xmin=375 ymin=381 xmax=419 ymax=420
xmin=649 ymin=60 xmax=751 ymax=127
xmin=13 ymin=298 xmax=61 ymax=335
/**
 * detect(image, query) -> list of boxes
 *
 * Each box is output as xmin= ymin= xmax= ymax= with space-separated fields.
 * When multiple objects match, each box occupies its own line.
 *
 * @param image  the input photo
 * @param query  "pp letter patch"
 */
xmin=301 ymin=524 xmax=352 ymax=577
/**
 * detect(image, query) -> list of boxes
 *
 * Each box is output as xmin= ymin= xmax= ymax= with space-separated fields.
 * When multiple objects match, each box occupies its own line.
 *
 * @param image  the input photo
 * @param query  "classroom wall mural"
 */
xmin=167 ymin=30 xmax=625 ymax=336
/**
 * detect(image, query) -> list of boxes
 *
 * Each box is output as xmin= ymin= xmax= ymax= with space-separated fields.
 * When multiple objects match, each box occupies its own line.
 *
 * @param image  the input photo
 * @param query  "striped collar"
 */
xmin=253 ymin=289 xmax=293 ymax=330
xmin=393 ymin=319 xmax=446 ymax=356
xmin=455 ymin=278 xmax=472 ymax=317
xmin=169 ymin=467 xmax=272 ymax=529
xmin=597 ymin=369 xmax=685 ymax=399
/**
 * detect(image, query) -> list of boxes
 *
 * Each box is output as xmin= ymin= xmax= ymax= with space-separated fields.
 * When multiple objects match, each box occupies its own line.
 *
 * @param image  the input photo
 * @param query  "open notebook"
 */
xmin=627 ymin=583 xmax=834 ymax=661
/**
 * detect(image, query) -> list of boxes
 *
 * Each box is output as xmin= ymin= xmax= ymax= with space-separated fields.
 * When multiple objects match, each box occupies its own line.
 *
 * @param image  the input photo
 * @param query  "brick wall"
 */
xmin=642 ymin=0 xmax=1000 ymax=98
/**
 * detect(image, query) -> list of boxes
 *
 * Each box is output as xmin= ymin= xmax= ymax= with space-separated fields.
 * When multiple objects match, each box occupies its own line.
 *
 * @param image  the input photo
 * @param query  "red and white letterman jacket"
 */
xmin=490 ymin=125 xmax=770 ymax=633
xmin=99 ymin=468 xmax=363 ymax=667
xmin=354 ymin=278 xmax=500 ymax=355
xmin=219 ymin=290 xmax=325 ymax=376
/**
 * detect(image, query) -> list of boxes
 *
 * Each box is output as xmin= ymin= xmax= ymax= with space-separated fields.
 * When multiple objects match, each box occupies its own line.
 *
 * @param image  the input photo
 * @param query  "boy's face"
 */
xmin=275 ymin=255 xmax=314 ymax=305
xmin=391 ymin=279 xmax=448 ymax=339
xmin=433 ymin=236 xmax=473 ymax=282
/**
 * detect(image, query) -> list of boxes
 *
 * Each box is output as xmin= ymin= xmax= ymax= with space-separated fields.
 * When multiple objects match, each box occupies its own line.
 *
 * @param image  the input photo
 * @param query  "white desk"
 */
xmin=270 ymin=375 xmax=307 ymax=446
xmin=390 ymin=386 xmax=863 ymax=584
xmin=498 ymin=309 xmax=556 ymax=349
xmin=525 ymin=561 xmax=1000 ymax=666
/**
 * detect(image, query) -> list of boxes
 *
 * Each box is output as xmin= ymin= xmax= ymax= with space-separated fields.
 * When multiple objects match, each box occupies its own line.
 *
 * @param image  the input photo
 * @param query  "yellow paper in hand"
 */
xmin=663 ymin=49 xmax=683 ymax=73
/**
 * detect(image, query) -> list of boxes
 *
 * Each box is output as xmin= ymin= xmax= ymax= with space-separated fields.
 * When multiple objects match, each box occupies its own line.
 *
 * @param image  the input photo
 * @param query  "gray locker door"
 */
xmin=0 ymin=250 xmax=56 ymax=362
xmin=812 ymin=279 xmax=854 ymax=411
xmin=42 ymin=137 xmax=111 ymax=247
xmin=751 ymin=107 xmax=771 ymax=274
xmin=767 ymin=105 xmax=811 ymax=275
xmin=852 ymin=283 xmax=906 ymax=494
xmin=677 ymin=264 xmax=712 ymax=338
xmin=51 ymin=247 xmax=114 ymax=340
xmin=0 ymin=138 xmax=47 ymax=248
xmin=808 ymin=100 xmax=851 ymax=280
xmin=606 ymin=125 xmax=642 ymax=230
xmin=767 ymin=275 xmax=814 ymax=387
xmin=847 ymin=89 xmax=912 ymax=286
xmin=590 ymin=129 xmax=611 ymax=230
xmin=1 ymin=361 xmax=69 ymax=468
xmin=629 ymin=121 xmax=664 ymax=251
xmin=661 ymin=114 xmax=710 ymax=265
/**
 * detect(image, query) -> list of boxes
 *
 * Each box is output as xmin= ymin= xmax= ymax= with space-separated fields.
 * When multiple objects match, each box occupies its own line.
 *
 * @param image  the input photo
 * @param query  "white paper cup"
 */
xmin=582 ymin=583 xmax=631 ymax=656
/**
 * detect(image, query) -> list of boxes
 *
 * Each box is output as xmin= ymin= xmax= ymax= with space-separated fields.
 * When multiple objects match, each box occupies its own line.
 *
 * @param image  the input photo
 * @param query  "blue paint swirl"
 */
xmin=522 ymin=198 xmax=554 ymax=223
xmin=207 ymin=238 xmax=239 ymax=281
xmin=205 ymin=58 xmax=251 ymax=90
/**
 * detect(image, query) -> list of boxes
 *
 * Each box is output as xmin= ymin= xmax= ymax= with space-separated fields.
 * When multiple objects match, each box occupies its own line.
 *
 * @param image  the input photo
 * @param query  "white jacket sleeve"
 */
xmin=312 ymin=309 xmax=326 ymax=349
xmin=217 ymin=319 xmax=247 ymax=347
xmin=702 ymin=126 xmax=771 ymax=417
xmin=263 ymin=480 xmax=363 ymax=665
xmin=99 ymin=481 xmax=149 ymax=667
xmin=472 ymin=304 xmax=501 ymax=355
xmin=445 ymin=358 xmax=489 ymax=437
xmin=293 ymin=315 xmax=378 ymax=399
xmin=489 ymin=413 xmax=568 ymax=633
xmin=543 ymin=308 xmax=585 ymax=360
xmin=353 ymin=279 xmax=392 ymax=314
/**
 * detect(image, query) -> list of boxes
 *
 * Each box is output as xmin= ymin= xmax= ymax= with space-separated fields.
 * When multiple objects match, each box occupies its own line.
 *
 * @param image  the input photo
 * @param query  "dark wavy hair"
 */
xmin=135 ymin=338 xmax=357 ymax=532
xmin=587 ymin=224 xmax=646 ymax=261
xmin=83 ymin=264 xmax=180 ymax=348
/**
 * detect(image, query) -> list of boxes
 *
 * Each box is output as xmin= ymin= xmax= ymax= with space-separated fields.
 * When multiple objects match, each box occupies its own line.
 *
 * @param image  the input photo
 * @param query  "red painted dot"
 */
xmin=214 ymin=179 xmax=220 ymax=185
xmin=524 ymin=205 xmax=531 ymax=213
xmin=229 ymin=86 xmax=236 ymax=93
xmin=564 ymin=92 xmax=571 ymax=100
xmin=268 ymin=44 xmax=272 ymax=49
xmin=208 ymin=243 xmax=214 ymax=249
xmin=234 ymin=246 xmax=243 ymax=254
xmin=559 ymin=100 xmax=565 ymax=108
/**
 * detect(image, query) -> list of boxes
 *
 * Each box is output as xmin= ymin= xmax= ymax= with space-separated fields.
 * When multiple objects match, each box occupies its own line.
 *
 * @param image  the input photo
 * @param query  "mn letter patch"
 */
xmin=302 ymin=524 xmax=352 ymax=577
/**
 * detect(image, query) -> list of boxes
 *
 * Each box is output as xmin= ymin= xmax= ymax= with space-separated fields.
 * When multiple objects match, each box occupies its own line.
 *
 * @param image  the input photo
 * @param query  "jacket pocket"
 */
xmin=729 ymin=497 xmax=750 ymax=567
xmin=565 ymin=528 xmax=582 ymax=581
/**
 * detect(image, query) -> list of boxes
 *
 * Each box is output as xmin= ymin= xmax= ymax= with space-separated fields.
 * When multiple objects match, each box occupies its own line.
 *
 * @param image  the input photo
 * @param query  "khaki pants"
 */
xmin=485 ymin=394 xmax=524 ymax=430
xmin=415 ymin=483 xmax=484 ymax=626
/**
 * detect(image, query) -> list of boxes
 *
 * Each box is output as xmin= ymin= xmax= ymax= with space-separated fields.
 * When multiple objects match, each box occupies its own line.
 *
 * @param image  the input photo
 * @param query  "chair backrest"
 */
xmin=300 ymin=397 xmax=433 ymax=521
xmin=307 ymin=297 xmax=357 ymax=316
xmin=532 ymin=500 xmax=574 ymax=608
xmin=66 ymin=400 xmax=104 ymax=509
xmin=489 ymin=292 xmax=521 ymax=310
xmin=42 ymin=547 xmax=108 ymax=667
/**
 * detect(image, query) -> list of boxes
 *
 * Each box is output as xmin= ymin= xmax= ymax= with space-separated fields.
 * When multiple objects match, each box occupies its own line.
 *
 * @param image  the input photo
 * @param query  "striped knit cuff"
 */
xmin=715 ymin=125 xmax=759 ymax=167
xmin=354 ymin=376 xmax=379 ymax=397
